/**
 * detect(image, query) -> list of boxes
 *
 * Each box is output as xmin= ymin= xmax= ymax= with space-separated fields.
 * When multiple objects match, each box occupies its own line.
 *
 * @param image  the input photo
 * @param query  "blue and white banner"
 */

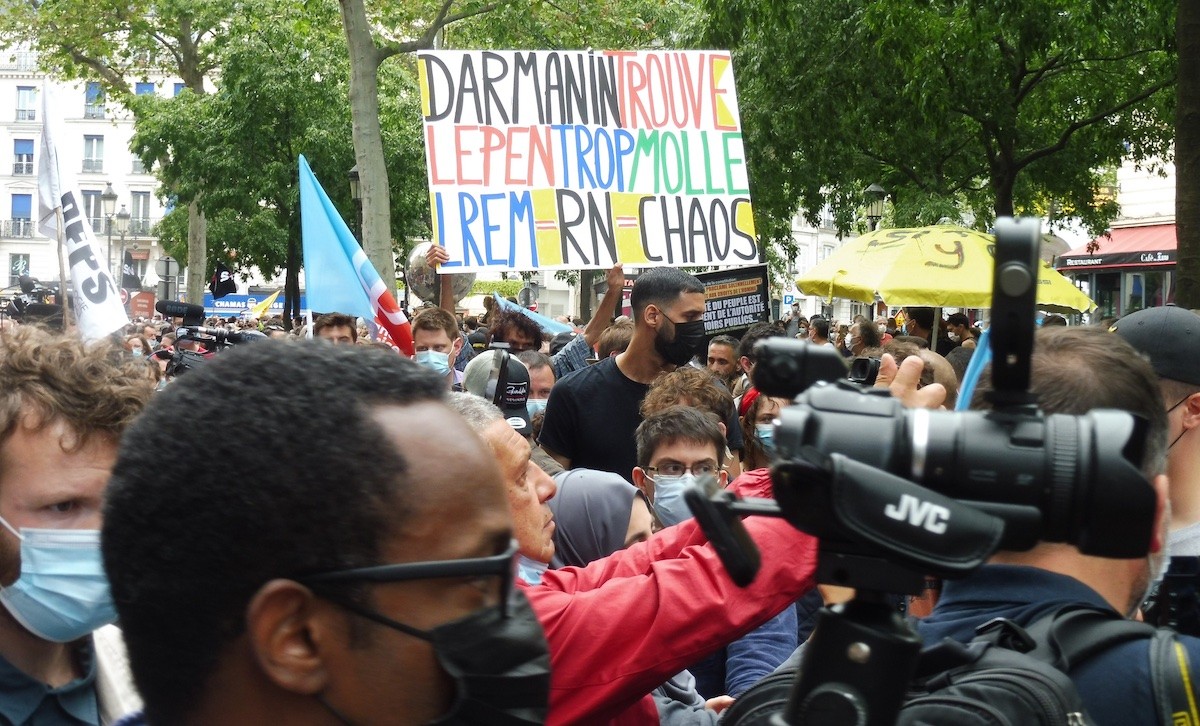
xmin=202 ymin=293 xmax=307 ymax=318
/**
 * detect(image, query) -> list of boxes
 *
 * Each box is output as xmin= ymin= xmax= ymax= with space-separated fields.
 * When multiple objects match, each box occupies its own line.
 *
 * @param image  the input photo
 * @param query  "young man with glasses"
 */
xmin=102 ymin=342 xmax=551 ymax=725
xmin=631 ymin=405 xmax=799 ymax=702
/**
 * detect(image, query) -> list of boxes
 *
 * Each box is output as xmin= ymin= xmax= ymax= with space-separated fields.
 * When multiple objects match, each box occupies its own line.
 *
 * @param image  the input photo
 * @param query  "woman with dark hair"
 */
xmin=946 ymin=312 xmax=979 ymax=350
xmin=548 ymin=469 xmax=732 ymax=723
xmin=738 ymin=389 xmax=793 ymax=472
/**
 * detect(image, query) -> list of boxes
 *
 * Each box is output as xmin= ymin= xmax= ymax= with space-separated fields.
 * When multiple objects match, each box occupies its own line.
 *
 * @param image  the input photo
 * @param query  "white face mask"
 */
xmin=948 ymin=332 xmax=960 ymax=342
xmin=845 ymin=334 xmax=855 ymax=350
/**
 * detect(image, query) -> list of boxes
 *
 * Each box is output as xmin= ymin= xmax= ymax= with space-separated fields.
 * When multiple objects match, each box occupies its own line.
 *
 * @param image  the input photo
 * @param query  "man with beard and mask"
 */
xmin=102 ymin=342 xmax=552 ymax=725
xmin=539 ymin=267 xmax=707 ymax=481
xmin=915 ymin=327 xmax=1196 ymax=726
xmin=0 ymin=326 xmax=152 ymax=725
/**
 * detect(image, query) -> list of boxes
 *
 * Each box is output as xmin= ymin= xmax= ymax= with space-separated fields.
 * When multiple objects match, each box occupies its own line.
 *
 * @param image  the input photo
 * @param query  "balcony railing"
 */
xmin=128 ymin=217 xmax=155 ymax=236
xmin=15 ymin=108 xmax=35 ymax=122
xmin=81 ymin=159 xmax=104 ymax=173
xmin=2 ymin=219 xmax=34 ymax=238
xmin=12 ymin=161 xmax=33 ymax=175
xmin=84 ymin=104 xmax=106 ymax=119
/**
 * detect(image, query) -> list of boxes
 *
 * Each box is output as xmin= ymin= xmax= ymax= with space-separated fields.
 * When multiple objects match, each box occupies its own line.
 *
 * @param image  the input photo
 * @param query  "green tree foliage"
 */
xmin=0 ymin=0 xmax=239 ymax=303
xmin=128 ymin=0 xmax=392 ymax=322
xmin=700 ymin=0 xmax=1176 ymax=246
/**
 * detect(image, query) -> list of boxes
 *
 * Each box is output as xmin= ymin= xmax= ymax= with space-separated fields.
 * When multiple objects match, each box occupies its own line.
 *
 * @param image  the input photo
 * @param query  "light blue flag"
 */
xmin=299 ymin=155 xmax=373 ymax=321
xmin=491 ymin=293 xmax=574 ymax=335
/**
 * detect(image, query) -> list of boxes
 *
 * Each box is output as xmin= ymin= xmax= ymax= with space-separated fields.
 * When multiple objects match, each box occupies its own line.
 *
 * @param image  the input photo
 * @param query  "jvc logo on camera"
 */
xmin=884 ymin=494 xmax=951 ymax=534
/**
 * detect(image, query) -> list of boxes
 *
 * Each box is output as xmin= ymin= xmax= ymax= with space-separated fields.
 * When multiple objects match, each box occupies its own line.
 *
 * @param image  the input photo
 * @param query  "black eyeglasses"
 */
xmin=297 ymin=540 xmax=519 ymax=615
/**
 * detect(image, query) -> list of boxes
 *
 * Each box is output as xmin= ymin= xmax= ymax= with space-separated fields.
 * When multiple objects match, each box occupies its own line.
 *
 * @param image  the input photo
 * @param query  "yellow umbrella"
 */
xmin=796 ymin=225 xmax=1095 ymax=312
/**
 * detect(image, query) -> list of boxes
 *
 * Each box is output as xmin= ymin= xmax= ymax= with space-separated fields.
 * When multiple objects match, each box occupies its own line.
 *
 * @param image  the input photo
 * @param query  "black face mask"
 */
xmin=655 ymin=316 xmax=708 ymax=366
xmin=320 ymin=589 xmax=551 ymax=725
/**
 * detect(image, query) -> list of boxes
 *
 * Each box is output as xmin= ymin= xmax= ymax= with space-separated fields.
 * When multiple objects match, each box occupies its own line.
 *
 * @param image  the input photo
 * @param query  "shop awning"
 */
xmin=1054 ymin=224 xmax=1175 ymax=272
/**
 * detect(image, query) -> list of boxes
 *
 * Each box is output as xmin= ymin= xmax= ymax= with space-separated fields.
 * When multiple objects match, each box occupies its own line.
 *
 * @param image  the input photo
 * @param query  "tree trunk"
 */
xmin=992 ymin=169 xmax=1016 ymax=219
xmin=285 ymin=237 xmax=300 ymax=328
xmin=340 ymin=0 xmax=396 ymax=288
xmin=182 ymin=38 xmax=209 ymax=305
xmin=1177 ymin=0 xmax=1200 ymax=308
xmin=186 ymin=201 xmax=206 ymax=304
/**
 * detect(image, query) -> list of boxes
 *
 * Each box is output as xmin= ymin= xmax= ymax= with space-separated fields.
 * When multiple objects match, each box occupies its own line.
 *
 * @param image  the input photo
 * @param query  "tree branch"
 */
xmin=379 ymin=1 xmax=502 ymax=58
xmin=1016 ymin=76 xmax=1176 ymax=170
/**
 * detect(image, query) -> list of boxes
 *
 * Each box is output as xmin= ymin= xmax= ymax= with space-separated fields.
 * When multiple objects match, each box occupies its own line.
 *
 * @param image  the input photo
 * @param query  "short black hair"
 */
xmin=636 ymin=405 xmax=726 ymax=469
xmin=629 ymin=267 xmax=705 ymax=317
xmin=737 ymin=322 xmax=782 ymax=363
xmin=709 ymin=334 xmax=739 ymax=351
xmin=313 ymin=312 xmax=358 ymax=341
xmin=490 ymin=309 xmax=543 ymax=347
xmin=812 ymin=318 xmax=830 ymax=339
xmin=103 ymin=341 xmax=445 ymax=723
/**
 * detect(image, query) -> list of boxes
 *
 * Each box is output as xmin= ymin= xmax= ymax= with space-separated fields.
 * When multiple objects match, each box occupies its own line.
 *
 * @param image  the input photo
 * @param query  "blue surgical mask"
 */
xmin=516 ymin=555 xmax=548 ymax=585
xmin=649 ymin=472 xmax=721 ymax=527
xmin=0 ymin=518 xmax=117 ymax=642
xmin=130 ymin=349 xmax=144 ymax=358
xmin=526 ymin=398 xmax=548 ymax=418
xmin=414 ymin=349 xmax=452 ymax=377
xmin=755 ymin=423 xmax=775 ymax=452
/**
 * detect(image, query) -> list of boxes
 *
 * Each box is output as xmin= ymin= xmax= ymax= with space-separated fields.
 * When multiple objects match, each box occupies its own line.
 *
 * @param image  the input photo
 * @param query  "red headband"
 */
xmin=738 ymin=387 xmax=761 ymax=419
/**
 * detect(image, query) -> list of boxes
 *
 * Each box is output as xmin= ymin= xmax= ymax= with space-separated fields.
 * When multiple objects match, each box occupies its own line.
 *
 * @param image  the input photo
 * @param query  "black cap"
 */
xmin=1111 ymin=305 xmax=1200 ymax=386
xmin=463 ymin=350 xmax=532 ymax=437
xmin=550 ymin=330 xmax=578 ymax=356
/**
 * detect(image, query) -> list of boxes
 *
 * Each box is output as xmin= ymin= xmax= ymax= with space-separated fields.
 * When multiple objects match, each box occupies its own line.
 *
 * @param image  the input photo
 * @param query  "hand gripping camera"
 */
xmin=686 ymin=218 xmax=1156 ymax=726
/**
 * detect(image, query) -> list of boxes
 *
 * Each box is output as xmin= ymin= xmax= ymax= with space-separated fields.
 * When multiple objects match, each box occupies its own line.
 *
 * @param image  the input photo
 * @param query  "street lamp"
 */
xmin=348 ymin=164 xmax=362 ymax=244
xmin=864 ymin=183 xmax=887 ymax=231
xmin=114 ymin=205 xmax=130 ymax=282
xmin=101 ymin=182 xmax=119 ymax=275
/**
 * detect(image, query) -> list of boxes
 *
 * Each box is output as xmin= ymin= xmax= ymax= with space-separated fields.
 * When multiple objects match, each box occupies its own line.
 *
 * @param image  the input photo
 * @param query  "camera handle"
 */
xmin=773 ymin=590 xmax=922 ymax=726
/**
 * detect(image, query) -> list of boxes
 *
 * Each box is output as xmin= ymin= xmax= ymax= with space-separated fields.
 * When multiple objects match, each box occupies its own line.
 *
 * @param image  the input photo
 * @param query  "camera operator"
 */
xmin=915 ymin=326 xmax=1186 ymax=726
xmin=1112 ymin=306 xmax=1200 ymax=556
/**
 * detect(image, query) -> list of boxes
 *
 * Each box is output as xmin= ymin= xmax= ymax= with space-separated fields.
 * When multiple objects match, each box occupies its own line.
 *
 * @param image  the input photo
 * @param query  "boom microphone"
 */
xmin=155 ymin=300 xmax=205 ymax=325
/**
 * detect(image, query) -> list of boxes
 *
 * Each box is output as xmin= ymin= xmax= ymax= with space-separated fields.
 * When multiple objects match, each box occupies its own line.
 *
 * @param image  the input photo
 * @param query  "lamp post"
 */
xmin=114 ymin=205 xmax=130 ymax=283
xmin=348 ymin=164 xmax=362 ymax=244
xmin=100 ymin=182 xmax=119 ymax=276
xmin=864 ymin=183 xmax=887 ymax=231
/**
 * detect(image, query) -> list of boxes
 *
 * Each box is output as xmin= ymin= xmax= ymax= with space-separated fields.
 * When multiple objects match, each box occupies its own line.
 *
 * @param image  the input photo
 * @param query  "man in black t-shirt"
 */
xmin=539 ymin=267 xmax=707 ymax=481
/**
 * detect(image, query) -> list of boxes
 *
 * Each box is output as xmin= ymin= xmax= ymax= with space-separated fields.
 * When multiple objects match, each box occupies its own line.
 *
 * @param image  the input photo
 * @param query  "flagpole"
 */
xmin=54 ymin=206 xmax=72 ymax=330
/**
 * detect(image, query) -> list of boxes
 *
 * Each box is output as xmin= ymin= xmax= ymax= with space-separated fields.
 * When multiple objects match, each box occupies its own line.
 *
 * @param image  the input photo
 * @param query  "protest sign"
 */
xmin=696 ymin=264 xmax=768 ymax=337
xmin=418 ymin=50 xmax=759 ymax=272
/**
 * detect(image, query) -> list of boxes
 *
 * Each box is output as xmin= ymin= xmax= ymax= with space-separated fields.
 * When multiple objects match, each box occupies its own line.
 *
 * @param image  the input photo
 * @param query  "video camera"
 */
xmin=686 ymin=218 xmax=1156 ymax=725
xmin=155 ymin=301 xmax=266 ymax=376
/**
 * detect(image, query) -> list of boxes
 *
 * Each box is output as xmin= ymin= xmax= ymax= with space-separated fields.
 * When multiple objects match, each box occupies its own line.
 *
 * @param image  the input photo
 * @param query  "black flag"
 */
xmin=209 ymin=261 xmax=236 ymax=299
xmin=121 ymin=250 xmax=142 ymax=291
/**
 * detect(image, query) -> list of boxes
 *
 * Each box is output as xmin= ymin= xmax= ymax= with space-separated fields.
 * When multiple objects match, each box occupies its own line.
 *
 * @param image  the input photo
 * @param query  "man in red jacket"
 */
xmin=527 ymin=352 xmax=944 ymax=724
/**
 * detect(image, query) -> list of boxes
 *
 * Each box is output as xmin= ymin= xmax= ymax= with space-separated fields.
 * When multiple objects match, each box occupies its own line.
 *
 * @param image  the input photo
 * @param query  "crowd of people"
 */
xmin=0 ymin=269 xmax=1196 ymax=725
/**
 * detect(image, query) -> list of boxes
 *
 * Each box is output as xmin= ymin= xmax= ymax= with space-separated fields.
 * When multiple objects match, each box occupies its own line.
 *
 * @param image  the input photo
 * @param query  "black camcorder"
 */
xmin=155 ymin=300 xmax=266 ymax=376
xmin=685 ymin=218 xmax=1156 ymax=725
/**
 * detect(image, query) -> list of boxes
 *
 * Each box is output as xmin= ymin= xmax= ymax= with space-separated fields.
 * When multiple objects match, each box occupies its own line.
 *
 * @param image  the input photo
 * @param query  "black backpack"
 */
xmin=718 ymin=605 xmax=1192 ymax=726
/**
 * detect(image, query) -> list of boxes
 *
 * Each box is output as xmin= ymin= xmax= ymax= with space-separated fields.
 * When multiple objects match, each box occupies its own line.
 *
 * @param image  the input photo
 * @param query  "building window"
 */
xmin=8 ymin=253 xmax=30 ymax=286
xmin=8 ymin=194 xmax=32 ymax=238
xmin=16 ymin=86 xmax=36 ymax=121
xmin=84 ymin=82 xmax=105 ymax=119
xmin=131 ymin=155 xmax=147 ymax=174
xmin=135 ymin=82 xmax=155 ymax=96
xmin=13 ymin=139 xmax=33 ymax=175
xmin=173 ymin=82 xmax=186 ymax=97
xmin=81 ymin=189 xmax=104 ymax=233
xmin=130 ymin=191 xmax=152 ymax=235
xmin=82 ymin=135 xmax=104 ymax=174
